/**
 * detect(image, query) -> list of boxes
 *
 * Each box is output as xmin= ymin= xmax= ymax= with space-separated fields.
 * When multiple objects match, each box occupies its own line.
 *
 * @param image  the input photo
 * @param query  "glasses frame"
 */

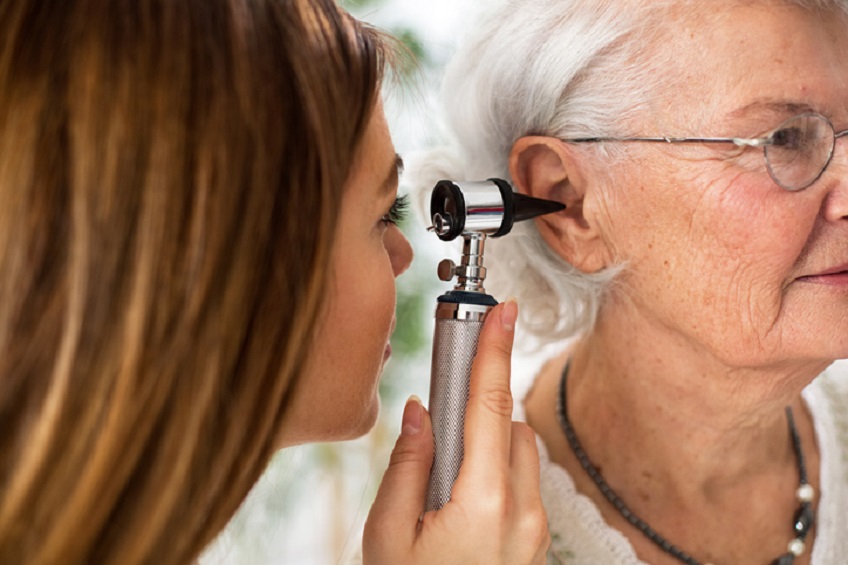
xmin=562 ymin=112 xmax=848 ymax=191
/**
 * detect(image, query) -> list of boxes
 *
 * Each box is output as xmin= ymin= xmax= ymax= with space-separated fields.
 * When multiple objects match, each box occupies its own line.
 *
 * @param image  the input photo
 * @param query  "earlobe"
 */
xmin=509 ymin=136 xmax=611 ymax=273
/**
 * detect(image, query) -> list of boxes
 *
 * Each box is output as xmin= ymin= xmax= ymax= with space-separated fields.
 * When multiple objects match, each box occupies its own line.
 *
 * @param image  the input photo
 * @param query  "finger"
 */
xmin=509 ymin=421 xmax=542 ymax=503
xmin=364 ymin=396 xmax=434 ymax=555
xmin=509 ymin=423 xmax=551 ymax=565
xmin=456 ymin=299 xmax=517 ymax=489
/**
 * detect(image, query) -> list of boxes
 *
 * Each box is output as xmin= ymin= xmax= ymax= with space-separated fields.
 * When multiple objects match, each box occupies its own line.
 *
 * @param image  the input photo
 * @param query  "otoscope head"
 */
xmin=429 ymin=179 xmax=564 ymax=242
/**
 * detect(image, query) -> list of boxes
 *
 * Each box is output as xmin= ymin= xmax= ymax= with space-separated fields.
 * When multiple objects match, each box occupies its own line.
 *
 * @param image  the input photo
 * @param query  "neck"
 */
xmin=565 ymin=304 xmax=826 ymax=493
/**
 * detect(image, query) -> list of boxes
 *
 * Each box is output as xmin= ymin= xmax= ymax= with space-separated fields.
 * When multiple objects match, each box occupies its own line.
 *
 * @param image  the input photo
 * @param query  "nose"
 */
xmin=387 ymin=225 xmax=413 ymax=277
xmin=822 ymin=135 xmax=848 ymax=222
xmin=822 ymin=181 xmax=848 ymax=221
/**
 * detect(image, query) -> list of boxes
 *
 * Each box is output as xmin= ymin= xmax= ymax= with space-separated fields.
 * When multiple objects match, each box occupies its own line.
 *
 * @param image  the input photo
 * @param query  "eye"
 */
xmin=770 ymin=126 xmax=804 ymax=150
xmin=767 ymin=114 xmax=830 ymax=158
xmin=382 ymin=194 xmax=409 ymax=227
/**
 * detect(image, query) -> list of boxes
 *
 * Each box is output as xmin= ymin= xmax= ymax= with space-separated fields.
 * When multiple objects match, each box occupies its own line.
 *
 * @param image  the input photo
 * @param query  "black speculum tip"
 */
xmin=513 ymin=192 xmax=566 ymax=223
xmin=488 ymin=178 xmax=565 ymax=238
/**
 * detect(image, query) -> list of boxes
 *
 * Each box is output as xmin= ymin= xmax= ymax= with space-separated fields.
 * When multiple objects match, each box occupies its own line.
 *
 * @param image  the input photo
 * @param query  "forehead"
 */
xmin=346 ymin=101 xmax=394 ymax=190
xmin=652 ymin=2 xmax=848 ymax=125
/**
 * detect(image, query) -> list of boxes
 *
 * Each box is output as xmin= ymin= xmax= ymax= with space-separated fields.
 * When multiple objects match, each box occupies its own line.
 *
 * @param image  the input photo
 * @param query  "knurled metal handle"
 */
xmin=425 ymin=317 xmax=484 ymax=512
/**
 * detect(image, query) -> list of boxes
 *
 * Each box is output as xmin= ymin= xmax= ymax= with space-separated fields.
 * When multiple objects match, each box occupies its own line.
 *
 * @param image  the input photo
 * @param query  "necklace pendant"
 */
xmin=794 ymin=503 xmax=815 ymax=537
xmin=773 ymin=553 xmax=795 ymax=565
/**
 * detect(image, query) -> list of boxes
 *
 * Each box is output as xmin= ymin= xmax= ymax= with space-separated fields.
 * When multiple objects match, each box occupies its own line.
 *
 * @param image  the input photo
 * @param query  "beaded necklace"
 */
xmin=556 ymin=363 xmax=815 ymax=565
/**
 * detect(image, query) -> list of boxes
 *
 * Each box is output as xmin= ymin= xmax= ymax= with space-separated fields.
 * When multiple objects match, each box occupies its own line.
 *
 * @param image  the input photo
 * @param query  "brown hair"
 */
xmin=0 ymin=0 xmax=387 ymax=562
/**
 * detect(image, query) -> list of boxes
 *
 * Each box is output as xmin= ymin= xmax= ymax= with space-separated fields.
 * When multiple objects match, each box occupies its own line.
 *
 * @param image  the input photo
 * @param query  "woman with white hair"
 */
xmin=411 ymin=0 xmax=848 ymax=563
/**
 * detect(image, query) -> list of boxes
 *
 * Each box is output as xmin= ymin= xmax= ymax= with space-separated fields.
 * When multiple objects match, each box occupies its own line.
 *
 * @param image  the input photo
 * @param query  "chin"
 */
xmin=350 ymin=394 xmax=382 ymax=438
xmin=326 ymin=392 xmax=382 ymax=442
xmin=276 ymin=393 xmax=382 ymax=448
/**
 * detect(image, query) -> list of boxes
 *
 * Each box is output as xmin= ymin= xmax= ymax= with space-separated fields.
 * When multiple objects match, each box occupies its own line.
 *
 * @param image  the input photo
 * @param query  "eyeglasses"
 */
xmin=563 ymin=112 xmax=848 ymax=191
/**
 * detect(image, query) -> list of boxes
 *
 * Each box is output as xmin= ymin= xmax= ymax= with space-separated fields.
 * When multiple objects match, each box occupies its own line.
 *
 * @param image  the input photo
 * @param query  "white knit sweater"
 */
xmin=538 ymin=363 xmax=848 ymax=565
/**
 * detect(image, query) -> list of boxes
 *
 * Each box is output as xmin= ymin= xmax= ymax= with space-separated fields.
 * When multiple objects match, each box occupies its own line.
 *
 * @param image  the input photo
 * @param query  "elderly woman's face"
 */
xmin=596 ymin=3 xmax=848 ymax=367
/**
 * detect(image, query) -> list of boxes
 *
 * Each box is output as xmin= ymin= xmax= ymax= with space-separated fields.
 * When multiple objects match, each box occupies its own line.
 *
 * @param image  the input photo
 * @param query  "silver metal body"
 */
xmin=438 ymin=233 xmax=488 ymax=293
xmin=450 ymin=180 xmax=508 ymax=234
xmin=425 ymin=301 xmax=493 ymax=512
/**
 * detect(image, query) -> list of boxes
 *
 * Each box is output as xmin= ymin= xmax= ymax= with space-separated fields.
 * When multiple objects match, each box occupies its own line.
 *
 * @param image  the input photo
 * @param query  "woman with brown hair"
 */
xmin=0 ymin=0 xmax=549 ymax=563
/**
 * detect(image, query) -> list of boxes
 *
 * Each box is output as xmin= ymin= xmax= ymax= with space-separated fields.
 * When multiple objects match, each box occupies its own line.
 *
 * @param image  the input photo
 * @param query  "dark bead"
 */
xmin=794 ymin=503 xmax=815 ymax=536
xmin=773 ymin=553 xmax=795 ymax=565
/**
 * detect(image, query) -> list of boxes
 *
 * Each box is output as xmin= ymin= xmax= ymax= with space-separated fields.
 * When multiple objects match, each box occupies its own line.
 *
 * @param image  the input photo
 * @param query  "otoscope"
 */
xmin=425 ymin=178 xmax=564 ymax=512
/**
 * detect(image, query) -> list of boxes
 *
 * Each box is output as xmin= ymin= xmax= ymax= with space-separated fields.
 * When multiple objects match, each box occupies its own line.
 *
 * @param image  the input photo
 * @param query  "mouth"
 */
xmin=383 ymin=317 xmax=397 ymax=362
xmin=797 ymin=263 xmax=848 ymax=285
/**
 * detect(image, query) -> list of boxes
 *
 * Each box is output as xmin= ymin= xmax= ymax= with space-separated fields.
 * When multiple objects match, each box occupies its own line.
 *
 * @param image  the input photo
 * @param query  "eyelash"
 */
xmin=382 ymin=194 xmax=409 ymax=227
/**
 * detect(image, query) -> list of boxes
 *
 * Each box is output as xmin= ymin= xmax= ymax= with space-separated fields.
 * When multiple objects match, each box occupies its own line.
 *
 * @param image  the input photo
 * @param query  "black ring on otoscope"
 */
xmin=489 ymin=178 xmax=515 ymax=237
xmin=431 ymin=180 xmax=465 ymax=241
xmin=437 ymin=290 xmax=499 ymax=307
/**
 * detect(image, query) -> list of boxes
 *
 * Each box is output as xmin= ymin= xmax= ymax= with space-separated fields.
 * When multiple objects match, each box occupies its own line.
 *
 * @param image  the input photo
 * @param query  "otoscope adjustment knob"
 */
xmin=437 ymin=259 xmax=457 ymax=282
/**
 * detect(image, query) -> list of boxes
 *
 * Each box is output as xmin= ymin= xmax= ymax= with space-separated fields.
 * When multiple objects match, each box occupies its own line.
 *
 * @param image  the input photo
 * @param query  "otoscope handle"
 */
xmin=425 ymin=291 xmax=497 ymax=512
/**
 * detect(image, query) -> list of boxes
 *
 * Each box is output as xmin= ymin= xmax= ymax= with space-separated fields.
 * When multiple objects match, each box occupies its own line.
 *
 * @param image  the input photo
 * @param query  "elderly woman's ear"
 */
xmin=509 ymin=136 xmax=612 ymax=273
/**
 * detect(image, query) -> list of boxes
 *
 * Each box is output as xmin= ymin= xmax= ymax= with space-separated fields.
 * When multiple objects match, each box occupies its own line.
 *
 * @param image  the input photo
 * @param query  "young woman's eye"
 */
xmin=381 ymin=194 xmax=409 ymax=227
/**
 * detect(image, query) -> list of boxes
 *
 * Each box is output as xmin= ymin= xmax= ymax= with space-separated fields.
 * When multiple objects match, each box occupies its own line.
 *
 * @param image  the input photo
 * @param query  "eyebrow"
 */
xmin=730 ymin=100 xmax=817 ymax=119
xmin=380 ymin=153 xmax=404 ymax=197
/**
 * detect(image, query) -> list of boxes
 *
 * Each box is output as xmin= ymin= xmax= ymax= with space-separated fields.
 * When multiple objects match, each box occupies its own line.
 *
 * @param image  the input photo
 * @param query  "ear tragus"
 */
xmin=509 ymin=135 xmax=611 ymax=273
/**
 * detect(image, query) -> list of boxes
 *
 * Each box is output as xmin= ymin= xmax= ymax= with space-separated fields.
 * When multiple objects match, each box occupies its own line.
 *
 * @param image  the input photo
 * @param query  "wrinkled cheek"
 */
xmin=621 ymin=248 xmax=785 ymax=365
xmin=708 ymin=268 xmax=783 ymax=349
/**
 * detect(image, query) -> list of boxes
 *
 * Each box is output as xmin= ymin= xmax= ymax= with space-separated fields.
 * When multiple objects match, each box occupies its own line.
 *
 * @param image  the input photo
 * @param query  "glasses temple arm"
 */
xmin=565 ymin=136 xmax=771 ymax=146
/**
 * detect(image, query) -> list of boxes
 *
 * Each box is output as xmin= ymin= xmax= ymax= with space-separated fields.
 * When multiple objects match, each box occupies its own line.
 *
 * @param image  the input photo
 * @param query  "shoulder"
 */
xmin=809 ymin=360 xmax=848 ymax=416
xmin=528 ymin=351 xmax=644 ymax=565
xmin=804 ymin=361 xmax=848 ymax=565
xmin=537 ymin=436 xmax=644 ymax=565
xmin=804 ymin=361 xmax=848 ymax=455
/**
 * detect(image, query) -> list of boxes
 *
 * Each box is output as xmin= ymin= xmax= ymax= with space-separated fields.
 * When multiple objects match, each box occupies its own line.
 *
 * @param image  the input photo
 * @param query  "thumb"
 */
xmin=365 ymin=396 xmax=434 ymax=552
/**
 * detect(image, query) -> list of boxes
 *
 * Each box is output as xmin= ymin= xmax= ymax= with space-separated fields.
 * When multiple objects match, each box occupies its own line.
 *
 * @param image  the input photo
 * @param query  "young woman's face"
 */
xmin=280 ymin=102 xmax=413 ymax=446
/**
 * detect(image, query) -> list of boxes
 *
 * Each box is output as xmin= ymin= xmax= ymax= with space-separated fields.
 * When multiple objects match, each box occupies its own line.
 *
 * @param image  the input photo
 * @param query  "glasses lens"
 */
xmin=764 ymin=114 xmax=834 ymax=191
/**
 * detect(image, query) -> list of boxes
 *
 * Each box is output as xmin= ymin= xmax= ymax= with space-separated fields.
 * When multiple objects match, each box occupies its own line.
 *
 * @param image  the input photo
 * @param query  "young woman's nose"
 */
xmin=387 ymin=226 xmax=413 ymax=277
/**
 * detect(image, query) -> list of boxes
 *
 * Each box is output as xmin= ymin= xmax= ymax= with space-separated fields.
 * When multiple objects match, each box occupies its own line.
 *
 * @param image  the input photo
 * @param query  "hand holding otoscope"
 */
xmin=424 ymin=179 xmax=565 ymax=511
xmin=364 ymin=179 xmax=561 ymax=565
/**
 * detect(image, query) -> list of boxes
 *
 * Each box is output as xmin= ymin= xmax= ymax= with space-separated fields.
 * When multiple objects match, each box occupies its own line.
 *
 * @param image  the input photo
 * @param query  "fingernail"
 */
xmin=501 ymin=297 xmax=518 ymax=331
xmin=401 ymin=395 xmax=423 ymax=436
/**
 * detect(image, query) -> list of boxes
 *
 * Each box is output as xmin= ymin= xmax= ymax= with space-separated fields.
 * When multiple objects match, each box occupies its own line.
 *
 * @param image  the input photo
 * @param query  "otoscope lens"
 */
xmin=431 ymin=181 xmax=466 ymax=241
xmin=444 ymin=196 xmax=457 ymax=217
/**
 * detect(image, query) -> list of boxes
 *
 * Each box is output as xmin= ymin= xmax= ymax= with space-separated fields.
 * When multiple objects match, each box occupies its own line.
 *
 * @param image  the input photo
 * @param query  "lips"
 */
xmin=383 ymin=318 xmax=397 ymax=362
xmin=811 ymin=262 xmax=848 ymax=276
xmin=797 ymin=262 xmax=848 ymax=284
